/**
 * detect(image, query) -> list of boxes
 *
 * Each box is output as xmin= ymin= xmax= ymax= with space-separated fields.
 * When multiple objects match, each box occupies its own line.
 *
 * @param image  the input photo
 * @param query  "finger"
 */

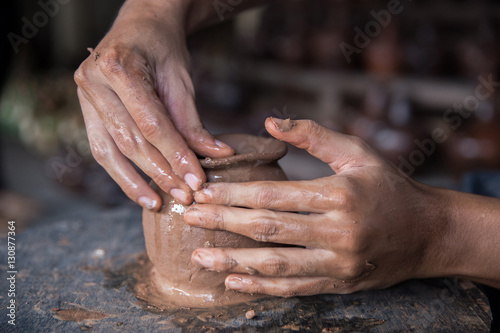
xmin=77 ymin=79 xmax=194 ymax=204
xmin=225 ymin=275 xmax=354 ymax=297
xmin=78 ymin=89 xmax=162 ymax=210
xmin=185 ymin=204 xmax=325 ymax=246
xmin=191 ymin=247 xmax=339 ymax=278
xmin=265 ymin=118 xmax=382 ymax=174
xmin=193 ymin=179 xmax=350 ymax=212
xmin=159 ymin=68 xmax=235 ymax=158
xmin=94 ymin=53 xmax=206 ymax=191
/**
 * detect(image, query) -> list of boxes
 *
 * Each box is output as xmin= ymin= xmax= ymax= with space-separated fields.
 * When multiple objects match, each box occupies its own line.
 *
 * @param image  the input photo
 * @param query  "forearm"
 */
xmin=113 ymin=0 xmax=271 ymax=35
xmin=431 ymin=187 xmax=500 ymax=288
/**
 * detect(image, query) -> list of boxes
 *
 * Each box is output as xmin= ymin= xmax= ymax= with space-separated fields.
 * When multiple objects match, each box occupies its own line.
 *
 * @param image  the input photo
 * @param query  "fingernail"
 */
xmin=215 ymin=140 xmax=232 ymax=150
xmin=193 ymin=249 xmax=214 ymax=270
xmin=271 ymin=117 xmax=294 ymax=132
xmin=185 ymin=173 xmax=202 ymax=191
xmin=271 ymin=117 xmax=283 ymax=126
xmin=138 ymin=196 xmax=157 ymax=210
xmin=185 ymin=207 xmax=203 ymax=226
xmin=170 ymin=189 xmax=189 ymax=203
xmin=226 ymin=277 xmax=244 ymax=291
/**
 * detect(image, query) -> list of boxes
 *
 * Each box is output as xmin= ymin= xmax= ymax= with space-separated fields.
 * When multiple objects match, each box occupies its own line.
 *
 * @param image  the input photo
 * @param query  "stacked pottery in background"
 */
xmin=443 ymin=101 xmax=500 ymax=177
xmin=345 ymin=84 xmax=417 ymax=166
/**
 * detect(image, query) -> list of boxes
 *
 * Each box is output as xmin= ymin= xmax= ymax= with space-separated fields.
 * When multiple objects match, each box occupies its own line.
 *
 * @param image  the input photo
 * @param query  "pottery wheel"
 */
xmin=1 ymin=206 xmax=492 ymax=332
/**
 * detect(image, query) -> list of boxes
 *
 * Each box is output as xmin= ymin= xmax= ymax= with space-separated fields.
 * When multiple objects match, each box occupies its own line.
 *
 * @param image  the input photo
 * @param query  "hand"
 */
xmin=74 ymin=1 xmax=234 ymax=210
xmin=184 ymin=118 xmax=448 ymax=297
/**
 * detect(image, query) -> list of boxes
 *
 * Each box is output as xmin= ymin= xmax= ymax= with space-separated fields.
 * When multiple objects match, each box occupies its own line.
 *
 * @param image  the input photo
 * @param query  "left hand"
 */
xmin=184 ymin=118 xmax=447 ymax=297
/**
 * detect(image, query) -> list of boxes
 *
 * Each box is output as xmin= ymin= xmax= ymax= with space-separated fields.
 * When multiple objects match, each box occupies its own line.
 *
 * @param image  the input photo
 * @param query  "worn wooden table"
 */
xmin=1 ymin=206 xmax=492 ymax=332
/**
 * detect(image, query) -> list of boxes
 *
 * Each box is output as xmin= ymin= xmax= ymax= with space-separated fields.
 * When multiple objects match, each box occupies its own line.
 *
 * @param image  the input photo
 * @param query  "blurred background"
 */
xmin=1 ymin=0 xmax=500 ymax=228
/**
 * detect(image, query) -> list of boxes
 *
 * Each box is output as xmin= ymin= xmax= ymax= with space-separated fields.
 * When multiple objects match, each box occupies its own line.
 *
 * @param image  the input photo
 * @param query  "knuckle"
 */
xmin=251 ymin=217 xmax=279 ymax=242
xmin=209 ymin=186 xmax=228 ymax=205
xmin=88 ymin=137 xmax=110 ymax=165
xmin=254 ymin=183 xmax=279 ymax=208
xmin=73 ymin=65 xmax=88 ymax=86
xmin=252 ymin=284 xmax=267 ymax=296
xmin=262 ymin=256 xmax=290 ymax=276
xmin=212 ymin=211 xmax=225 ymax=230
xmin=338 ymin=216 xmax=370 ymax=253
xmin=334 ymin=177 xmax=359 ymax=211
xmin=151 ymin=174 xmax=172 ymax=192
xmin=114 ymin=131 xmax=139 ymax=157
xmin=121 ymin=182 xmax=140 ymax=199
xmin=335 ymin=187 xmax=354 ymax=211
xmin=151 ymin=177 xmax=167 ymax=191
xmin=342 ymin=261 xmax=365 ymax=281
xmin=342 ymin=225 xmax=367 ymax=254
xmin=183 ymin=124 xmax=207 ymax=143
xmin=98 ymin=49 xmax=124 ymax=77
xmin=138 ymin=115 xmax=162 ymax=141
xmin=221 ymin=254 xmax=237 ymax=271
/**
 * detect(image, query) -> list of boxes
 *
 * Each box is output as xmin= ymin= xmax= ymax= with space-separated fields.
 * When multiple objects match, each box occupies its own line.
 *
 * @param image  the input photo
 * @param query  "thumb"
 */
xmin=265 ymin=118 xmax=381 ymax=174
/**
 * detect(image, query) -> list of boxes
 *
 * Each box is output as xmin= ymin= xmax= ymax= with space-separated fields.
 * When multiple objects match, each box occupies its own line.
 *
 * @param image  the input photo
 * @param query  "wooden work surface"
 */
xmin=1 ymin=206 xmax=492 ymax=332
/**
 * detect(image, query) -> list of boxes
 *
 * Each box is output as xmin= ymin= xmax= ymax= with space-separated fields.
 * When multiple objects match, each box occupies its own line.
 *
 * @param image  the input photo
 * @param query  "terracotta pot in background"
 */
xmin=443 ymin=120 xmax=500 ymax=177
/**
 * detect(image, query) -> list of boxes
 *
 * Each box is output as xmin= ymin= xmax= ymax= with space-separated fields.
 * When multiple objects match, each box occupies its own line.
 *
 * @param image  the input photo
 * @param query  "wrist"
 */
xmin=418 ymin=186 xmax=500 ymax=288
xmin=418 ymin=185 xmax=458 ymax=278
xmin=113 ymin=0 xmax=213 ymax=35
xmin=411 ymin=184 xmax=455 ymax=279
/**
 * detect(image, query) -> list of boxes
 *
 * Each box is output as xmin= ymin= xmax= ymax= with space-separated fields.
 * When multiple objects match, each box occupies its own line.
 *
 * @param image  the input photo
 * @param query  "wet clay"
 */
xmin=51 ymin=308 xmax=108 ymax=322
xmin=99 ymin=255 xmax=388 ymax=331
xmin=273 ymin=118 xmax=295 ymax=132
xmin=142 ymin=134 xmax=288 ymax=308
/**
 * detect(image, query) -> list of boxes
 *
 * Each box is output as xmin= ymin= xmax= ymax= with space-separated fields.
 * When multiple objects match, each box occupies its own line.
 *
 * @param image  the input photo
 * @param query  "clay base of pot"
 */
xmin=131 ymin=258 xmax=264 ymax=309
xmin=149 ymin=267 xmax=263 ymax=308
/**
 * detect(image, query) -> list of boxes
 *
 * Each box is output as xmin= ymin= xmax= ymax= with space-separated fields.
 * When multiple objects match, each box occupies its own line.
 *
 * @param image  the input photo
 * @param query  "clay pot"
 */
xmin=142 ymin=134 xmax=288 ymax=308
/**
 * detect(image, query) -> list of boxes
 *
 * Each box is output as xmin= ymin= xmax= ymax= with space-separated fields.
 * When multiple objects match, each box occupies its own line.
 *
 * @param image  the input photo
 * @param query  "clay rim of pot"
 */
xmin=200 ymin=134 xmax=288 ymax=169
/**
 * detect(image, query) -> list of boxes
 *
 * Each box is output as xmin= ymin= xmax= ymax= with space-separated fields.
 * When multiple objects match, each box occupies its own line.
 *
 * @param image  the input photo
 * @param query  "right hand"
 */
xmin=74 ymin=10 xmax=234 ymax=210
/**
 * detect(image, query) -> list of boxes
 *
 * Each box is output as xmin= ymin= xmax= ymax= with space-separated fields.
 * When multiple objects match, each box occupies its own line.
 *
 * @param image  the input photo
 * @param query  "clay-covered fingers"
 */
xmin=191 ymin=247 xmax=337 ymax=278
xmin=185 ymin=204 xmax=324 ymax=246
xmin=76 ymin=55 xmax=206 ymax=194
xmin=193 ymin=179 xmax=350 ymax=213
xmin=77 ymin=84 xmax=193 ymax=204
xmin=223 ymin=275 xmax=356 ymax=297
xmin=265 ymin=118 xmax=382 ymax=173
xmin=78 ymin=89 xmax=163 ymax=209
